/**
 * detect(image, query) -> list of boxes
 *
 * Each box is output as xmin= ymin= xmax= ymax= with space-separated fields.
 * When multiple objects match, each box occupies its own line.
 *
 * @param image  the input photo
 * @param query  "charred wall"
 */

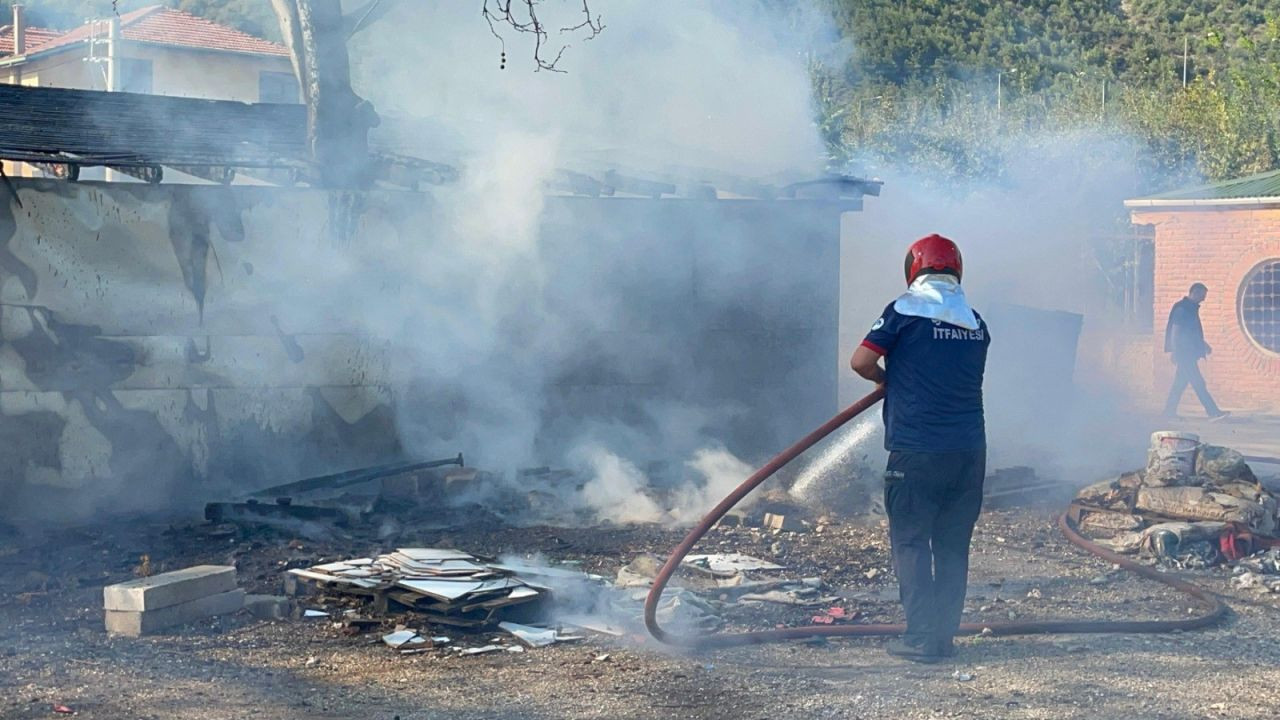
xmin=0 ymin=179 xmax=853 ymax=520
xmin=0 ymin=180 xmax=402 ymax=521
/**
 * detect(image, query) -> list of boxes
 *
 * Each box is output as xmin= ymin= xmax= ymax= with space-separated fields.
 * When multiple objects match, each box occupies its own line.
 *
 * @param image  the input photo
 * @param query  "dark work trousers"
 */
xmin=1163 ymin=357 xmax=1222 ymax=417
xmin=884 ymin=449 xmax=985 ymax=648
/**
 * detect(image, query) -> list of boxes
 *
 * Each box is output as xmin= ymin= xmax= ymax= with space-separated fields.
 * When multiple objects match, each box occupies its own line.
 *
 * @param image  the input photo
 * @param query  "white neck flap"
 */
xmin=892 ymin=274 xmax=979 ymax=330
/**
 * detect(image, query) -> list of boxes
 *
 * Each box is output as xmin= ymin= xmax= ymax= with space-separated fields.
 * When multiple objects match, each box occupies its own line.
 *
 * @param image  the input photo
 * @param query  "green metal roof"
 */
xmin=1127 ymin=168 xmax=1280 ymax=206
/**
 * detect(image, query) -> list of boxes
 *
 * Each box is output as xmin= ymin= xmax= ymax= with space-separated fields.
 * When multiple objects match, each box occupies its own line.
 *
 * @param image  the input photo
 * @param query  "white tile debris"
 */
xmin=557 ymin=615 xmax=627 ymax=637
xmin=458 ymin=645 xmax=503 ymax=655
xmin=683 ymin=553 xmax=784 ymax=573
xmin=382 ymin=630 xmax=426 ymax=648
xmin=287 ymin=549 xmax=585 ymax=628
xmin=498 ymin=621 xmax=559 ymax=648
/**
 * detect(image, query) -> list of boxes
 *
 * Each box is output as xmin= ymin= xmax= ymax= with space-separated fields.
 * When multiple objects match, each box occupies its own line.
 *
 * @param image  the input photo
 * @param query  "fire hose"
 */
xmin=644 ymin=388 xmax=1228 ymax=649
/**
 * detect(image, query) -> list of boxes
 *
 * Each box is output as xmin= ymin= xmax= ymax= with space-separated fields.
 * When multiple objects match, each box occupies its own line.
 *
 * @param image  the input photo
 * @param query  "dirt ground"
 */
xmin=3 ymin=497 xmax=1280 ymax=720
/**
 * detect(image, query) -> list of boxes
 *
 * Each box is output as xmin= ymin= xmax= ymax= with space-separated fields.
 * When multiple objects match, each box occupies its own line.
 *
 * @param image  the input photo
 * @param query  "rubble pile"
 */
xmin=285 ymin=548 xmax=625 ymax=656
xmin=375 ymin=621 xmax=587 ymax=658
xmin=605 ymin=551 xmax=857 ymax=635
xmin=285 ymin=542 xmax=864 ymax=657
xmin=288 ymin=548 xmax=557 ymax=628
xmin=1073 ymin=432 xmax=1280 ymax=571
xmin=1231 ymin=547 xmax=1280 ymax=592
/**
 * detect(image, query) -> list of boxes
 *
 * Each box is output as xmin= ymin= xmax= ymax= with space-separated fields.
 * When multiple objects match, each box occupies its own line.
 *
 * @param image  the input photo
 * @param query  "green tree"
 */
xmin=816 ymin=0 xmax=1280 ymax=187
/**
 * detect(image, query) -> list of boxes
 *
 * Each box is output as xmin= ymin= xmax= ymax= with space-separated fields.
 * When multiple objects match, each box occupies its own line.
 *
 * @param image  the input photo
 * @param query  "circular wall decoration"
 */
xmin=1239 ymin=258 xmax=1280 ymax=355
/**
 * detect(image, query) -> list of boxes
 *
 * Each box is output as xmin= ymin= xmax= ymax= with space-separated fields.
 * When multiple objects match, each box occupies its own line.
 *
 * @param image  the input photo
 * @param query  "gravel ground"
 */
xmin=2 ymin=506 xmax=1279 ymax=720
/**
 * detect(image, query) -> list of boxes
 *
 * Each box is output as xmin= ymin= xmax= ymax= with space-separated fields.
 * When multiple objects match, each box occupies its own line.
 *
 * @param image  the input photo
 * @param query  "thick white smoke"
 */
xmin=337 ymin=1 xmax=842 ymax=523
xmin=669 ymin=447 xmax=757 ymax=524
xmin=576 ymin=445 xmax=664 ymax=524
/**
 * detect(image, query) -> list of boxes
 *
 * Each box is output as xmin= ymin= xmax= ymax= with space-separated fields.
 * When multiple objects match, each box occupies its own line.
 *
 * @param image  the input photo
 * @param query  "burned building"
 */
xmin=0 ymin=83 xmax=880 ymax=521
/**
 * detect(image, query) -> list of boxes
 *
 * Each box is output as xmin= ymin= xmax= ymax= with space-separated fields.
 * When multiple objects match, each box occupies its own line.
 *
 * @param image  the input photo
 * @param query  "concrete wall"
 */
xmin=0 ymin=180 xmax=853 ymax=520
xmin=1130 ymin=206 xmax=1280 ymax=411
xmin=0 ymin=180 xmax=403 ymax=520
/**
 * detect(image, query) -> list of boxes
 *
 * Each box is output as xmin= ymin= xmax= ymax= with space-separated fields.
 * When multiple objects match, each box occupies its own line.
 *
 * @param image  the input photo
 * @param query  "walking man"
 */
xmin=849 ymin=234 xmax=990 ymax=663
xmin=1163 ymin=283 xmax=1229 ymax=421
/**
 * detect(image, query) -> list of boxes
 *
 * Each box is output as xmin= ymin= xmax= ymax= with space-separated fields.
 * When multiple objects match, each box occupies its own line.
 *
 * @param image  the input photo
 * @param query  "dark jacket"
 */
xmin=1164 ymin=297 xmax=1207 ymax=361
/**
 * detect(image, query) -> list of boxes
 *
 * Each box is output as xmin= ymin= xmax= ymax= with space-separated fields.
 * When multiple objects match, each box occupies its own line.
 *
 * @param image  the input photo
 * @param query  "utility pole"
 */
xmin=997 ymin=70 xmax=1002 ymax=119
xmin=103 ymin=16 xmax=122 ymax=182
xmin=11 ymin=4 xmax=24 ymax=84
xmin=1182 ymin=36 xmax=1189 ymax=88
xmin=997 ymin=69 xmax=1015 ymax=119
xmin=106 ymin=16 xmax=121 ymax=92
xmin=1101 ymin=77 xmax=1108 ymax=121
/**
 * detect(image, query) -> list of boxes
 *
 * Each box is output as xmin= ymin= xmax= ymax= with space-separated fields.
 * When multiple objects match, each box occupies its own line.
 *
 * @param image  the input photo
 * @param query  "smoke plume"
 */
xmin=334 ymin=0 xmax=843 ymax=523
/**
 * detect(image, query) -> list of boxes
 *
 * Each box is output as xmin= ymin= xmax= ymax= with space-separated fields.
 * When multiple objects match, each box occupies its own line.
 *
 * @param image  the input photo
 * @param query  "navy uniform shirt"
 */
xmin=861 ymin=303 xmax=990 ymax=452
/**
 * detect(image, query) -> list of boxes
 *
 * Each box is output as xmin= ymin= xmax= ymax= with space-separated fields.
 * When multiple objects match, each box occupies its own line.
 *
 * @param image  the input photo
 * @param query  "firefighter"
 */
xmin=849 ymin=233 xmax=990 ymax=663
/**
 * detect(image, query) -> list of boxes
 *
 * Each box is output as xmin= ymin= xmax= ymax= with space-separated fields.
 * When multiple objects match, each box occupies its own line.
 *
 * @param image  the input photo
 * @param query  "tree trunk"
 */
xmin=271 ymin=0 xmax=378 ymax=189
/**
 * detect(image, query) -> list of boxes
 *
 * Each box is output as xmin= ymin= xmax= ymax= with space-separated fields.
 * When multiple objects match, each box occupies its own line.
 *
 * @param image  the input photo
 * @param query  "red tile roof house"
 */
xmin=0 ymin=4 xmax=296 ymax=103
xmin=1126 ymin=171 xmax=1280 ymax=413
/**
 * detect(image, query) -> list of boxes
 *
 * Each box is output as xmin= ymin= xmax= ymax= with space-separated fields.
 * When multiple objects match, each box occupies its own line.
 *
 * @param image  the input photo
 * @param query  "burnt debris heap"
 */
xmin=1072 ymin=431 xmax=1279 ymax=570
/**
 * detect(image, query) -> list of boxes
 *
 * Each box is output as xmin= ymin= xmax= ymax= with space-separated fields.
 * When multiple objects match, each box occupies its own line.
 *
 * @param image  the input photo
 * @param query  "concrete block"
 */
xmin=105 ymin=589 xmax=246 ymax=637
xmin=244 ymin=594 xmax=292 ymax=620
xmin=283 ymin=572 xmax=304 ymax=597
xmin=104 ymin=565 xmax=237 ymax=612
xmin=763 ymin=512 xmax=805 ymax=533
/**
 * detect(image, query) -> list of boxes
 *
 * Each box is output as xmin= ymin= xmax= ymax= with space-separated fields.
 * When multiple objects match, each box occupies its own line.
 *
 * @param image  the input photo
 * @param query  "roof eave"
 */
xmin=127 ymin=39 xmax=291 ymax=60
xmin=0 ymin=26 xmax=289 ymax=67
xmin=1125 ymin=196 xmax=1280 ymax=209
xmin=0 ymin=39 xmax=84 ymax=67
xmin=0 ymin=39 xmax=289 ymax=67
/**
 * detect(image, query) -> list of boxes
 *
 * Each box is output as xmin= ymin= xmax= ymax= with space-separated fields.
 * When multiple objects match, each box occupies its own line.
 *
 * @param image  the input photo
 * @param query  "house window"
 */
xmin=1239 ymin=259 xmax=1280 ymax=354
xmin=259 ymin=71 xmax=299 ymax=104
xmin=121 ymin=58 xmax=152 ymax=94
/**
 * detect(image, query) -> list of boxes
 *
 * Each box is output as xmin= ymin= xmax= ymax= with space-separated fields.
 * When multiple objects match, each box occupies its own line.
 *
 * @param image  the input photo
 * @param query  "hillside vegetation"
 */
xmin=820 ymin=0 xmax=1280 ymax=188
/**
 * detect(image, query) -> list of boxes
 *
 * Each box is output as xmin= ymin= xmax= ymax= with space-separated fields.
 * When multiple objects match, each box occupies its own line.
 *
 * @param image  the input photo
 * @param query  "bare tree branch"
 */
xmin=560 ymin=0 xmax=604 ymax=36
xmin=482 ymin=0 xmax=604 ymax=73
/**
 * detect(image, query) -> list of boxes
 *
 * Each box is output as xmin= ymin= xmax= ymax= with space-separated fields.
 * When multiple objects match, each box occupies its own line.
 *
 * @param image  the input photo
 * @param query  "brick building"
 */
xmin=1126 ymin=170 xmax=1280 ymax=412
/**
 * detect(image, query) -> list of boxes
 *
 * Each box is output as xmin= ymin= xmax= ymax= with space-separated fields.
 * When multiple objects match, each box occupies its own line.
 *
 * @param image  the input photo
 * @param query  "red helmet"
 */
xmin=904 ymin=233 xmax=962 ymax=284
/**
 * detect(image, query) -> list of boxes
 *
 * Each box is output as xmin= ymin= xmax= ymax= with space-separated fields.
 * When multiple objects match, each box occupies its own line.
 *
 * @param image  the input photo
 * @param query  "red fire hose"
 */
xmin=644 ymin=388 xmax=1227 ymax=649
